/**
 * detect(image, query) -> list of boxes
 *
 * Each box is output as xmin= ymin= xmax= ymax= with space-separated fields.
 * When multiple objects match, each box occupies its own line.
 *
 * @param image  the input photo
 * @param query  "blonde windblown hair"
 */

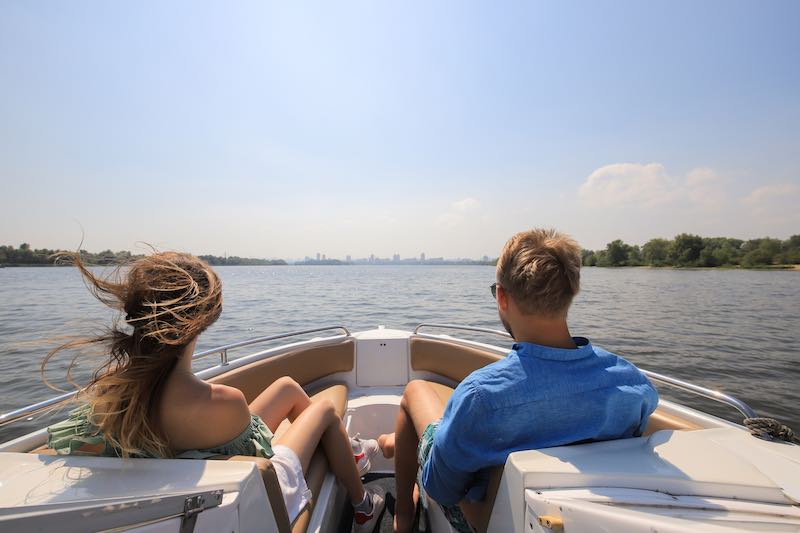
xmin=41 ymin=251 xmax=222 ymax=458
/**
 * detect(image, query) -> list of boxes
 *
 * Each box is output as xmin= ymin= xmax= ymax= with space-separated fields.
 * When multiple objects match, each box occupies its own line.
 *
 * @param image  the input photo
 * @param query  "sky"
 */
xmin=1 ymin=1 xmax=798 ymax=260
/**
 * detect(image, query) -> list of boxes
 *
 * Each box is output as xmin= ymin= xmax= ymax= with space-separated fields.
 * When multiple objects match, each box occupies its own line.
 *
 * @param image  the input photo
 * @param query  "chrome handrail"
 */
xmin=192 ymin=325 xmax=351 ymax=365
xmin=413 ymin=323 xmax=758 ymax=420
xmin=641 ymin=369 xmax=757 ymax=419
xmin=413 ymin=323 xmax=513 ymax=339
xmin=0 ymin=390 xmax=78 ymax=430
xmin=0 ymin=325 xmax=351 ymax=429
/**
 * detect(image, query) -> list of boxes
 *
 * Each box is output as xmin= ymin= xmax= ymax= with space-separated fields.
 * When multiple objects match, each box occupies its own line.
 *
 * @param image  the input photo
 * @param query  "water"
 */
xmin=1 ymin=265 xmax=798 ymax=443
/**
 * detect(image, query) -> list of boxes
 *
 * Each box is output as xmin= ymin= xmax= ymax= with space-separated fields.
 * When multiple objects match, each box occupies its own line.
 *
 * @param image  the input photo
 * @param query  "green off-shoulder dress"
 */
xmin=46 ymin=404 xmax=275 ymax=459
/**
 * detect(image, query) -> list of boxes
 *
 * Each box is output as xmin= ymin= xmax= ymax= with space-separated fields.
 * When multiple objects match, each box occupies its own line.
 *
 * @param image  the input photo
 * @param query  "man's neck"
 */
xmin=511 ymin=316 xmax=576 ymax=349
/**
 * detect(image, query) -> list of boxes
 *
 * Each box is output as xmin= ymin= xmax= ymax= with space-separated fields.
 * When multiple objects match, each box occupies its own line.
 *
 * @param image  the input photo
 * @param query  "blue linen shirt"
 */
xmin=420 ymin=338 xmax=659 ymax=506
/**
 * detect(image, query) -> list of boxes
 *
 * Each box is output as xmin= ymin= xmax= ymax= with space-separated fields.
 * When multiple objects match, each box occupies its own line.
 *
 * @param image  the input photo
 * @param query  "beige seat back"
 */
xmin=216 ymin=455 xmax=293 ymax=532
xmin=208 ymin=339 xmax=354 ymax=402
xmin=210 ymin=449 xmax=331 ymax=533
xmin=460 ymin=465 xmax=504 ymax=533
xmin=410 ymin=337 xmax=501 ymax=382
xmin=643 ymin=409 xmax=702 ymax=434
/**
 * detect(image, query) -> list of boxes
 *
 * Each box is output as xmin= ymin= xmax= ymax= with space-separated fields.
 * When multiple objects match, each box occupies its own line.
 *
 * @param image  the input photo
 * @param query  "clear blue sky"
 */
xmin=1 ymin=1 xmax=798 ymax=259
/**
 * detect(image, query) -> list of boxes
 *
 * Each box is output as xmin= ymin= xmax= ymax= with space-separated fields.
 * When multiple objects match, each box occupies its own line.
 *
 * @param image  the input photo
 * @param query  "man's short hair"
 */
xmin=496 ymin=228 xmax=581 ymax=316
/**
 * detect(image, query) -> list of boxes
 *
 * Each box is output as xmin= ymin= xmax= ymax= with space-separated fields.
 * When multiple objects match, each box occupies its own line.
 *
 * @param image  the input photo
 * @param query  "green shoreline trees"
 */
xmin=4 ymin=235 xmax=799 ymax=268
xmin=0 ymin=245 xmax=286 ymax=266
xmin=582 ymin=234 xmax=800 ymax=268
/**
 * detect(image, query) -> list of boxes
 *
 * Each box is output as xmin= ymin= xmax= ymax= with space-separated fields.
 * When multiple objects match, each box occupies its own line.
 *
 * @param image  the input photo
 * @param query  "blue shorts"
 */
xmin=417 ymin=421 xmax=474 ymax=533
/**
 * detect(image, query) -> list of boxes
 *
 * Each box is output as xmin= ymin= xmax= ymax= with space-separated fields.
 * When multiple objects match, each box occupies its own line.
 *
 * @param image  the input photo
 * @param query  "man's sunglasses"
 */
xmin=490 ymin=282 xmax=498 ymax=299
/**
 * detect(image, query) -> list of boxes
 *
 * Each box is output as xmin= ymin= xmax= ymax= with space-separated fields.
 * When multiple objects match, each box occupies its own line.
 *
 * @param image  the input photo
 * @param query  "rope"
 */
xmin=744 ymin=417 xmax=800 ymax=444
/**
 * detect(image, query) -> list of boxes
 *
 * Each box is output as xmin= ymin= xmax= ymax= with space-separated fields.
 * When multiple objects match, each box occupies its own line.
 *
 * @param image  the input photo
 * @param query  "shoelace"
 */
xmin=351 ymin=432 xmax=363 ymax=454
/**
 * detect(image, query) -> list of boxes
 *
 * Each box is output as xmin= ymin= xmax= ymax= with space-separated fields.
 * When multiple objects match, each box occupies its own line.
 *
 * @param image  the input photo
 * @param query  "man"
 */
xmin=379 ymin=229 xmax=659 ymax=533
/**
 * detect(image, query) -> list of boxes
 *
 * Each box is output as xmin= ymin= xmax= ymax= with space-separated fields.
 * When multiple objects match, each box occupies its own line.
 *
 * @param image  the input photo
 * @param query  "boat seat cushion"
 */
xmin=206 ymin=339 xmax=355 ymax=403
xmin=642 ymin=408 xmax=702 ymax=434
xmin=410 ymin=337 xmax=501 ymax=383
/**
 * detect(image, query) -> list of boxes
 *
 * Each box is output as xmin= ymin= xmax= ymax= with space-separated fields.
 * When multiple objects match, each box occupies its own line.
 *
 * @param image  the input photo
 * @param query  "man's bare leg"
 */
xmin=379 ymin=380 xmax=446 ymax=533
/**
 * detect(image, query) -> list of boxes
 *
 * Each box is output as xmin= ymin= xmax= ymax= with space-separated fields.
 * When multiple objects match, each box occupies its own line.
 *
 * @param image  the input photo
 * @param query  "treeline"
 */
xmin=0 ymin=244 xmax=140 ymax=265
xmin=582 ymin=234 xmax=800 ymax=268
xmin=0 ymin=244 xmax=285 ymax=266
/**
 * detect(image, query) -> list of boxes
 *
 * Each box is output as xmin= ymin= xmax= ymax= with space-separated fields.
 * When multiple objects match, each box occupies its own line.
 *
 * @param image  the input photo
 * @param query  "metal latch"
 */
xmin=180 ymin=490 xmax=223 ymax=533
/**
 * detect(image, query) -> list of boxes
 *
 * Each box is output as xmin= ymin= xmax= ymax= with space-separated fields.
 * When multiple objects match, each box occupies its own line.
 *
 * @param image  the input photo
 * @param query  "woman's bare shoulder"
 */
xmin=199 ymin=384 xmax=252 ymax=437
xmin=161 ymin=380 xmax=251 ymax=451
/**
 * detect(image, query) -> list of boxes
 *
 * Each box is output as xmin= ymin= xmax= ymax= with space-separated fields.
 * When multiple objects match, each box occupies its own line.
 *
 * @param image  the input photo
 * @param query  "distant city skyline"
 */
xmin=301 ymin=251 xmax=493 ymax=264
xmin=1 ymin=2 xmax=798 ymax=258
xmin=295 ymin=252 xmax=494 ymax=265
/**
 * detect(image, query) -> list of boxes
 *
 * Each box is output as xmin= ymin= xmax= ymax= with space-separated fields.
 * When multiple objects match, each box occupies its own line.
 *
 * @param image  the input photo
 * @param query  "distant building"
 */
xmin=346 ymin=255 xmax=351 ymax=262
xmin=420 ymin=252 xmax=426 ymax=261
xmin=316 ymin=252 xmax=321 ymax=261
xmin=322 ymin=254 xmax=326 ymax=260
xmin=392 ymin=253 xmax=400 ymax=262
xmin=482 ymin=255 xmax=489 ymax=262
xmin=369 ymin=254 xmax=375 ymax=263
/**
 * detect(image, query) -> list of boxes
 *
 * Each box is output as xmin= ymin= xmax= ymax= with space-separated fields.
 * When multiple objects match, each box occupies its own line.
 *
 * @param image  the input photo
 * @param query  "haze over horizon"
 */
xmin=1 ymin=1 xmax=798 ymax=259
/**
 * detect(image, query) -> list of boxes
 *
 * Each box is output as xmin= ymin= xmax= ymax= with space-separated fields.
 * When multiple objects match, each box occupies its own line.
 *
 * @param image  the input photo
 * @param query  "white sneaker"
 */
xmin=352 ymin=485 xmax=386 ymax=533
xmin=351 ymin=433 xmax=380 ymax=477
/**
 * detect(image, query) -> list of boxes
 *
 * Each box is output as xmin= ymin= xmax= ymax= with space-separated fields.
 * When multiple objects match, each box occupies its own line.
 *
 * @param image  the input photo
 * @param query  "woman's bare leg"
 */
xmin=384 ymin=380 xmax=447 ymax=533
xmin=249 ymin=376 xmax=312 ymax=432
xmin=274 ymin=398 xmax=365 ymax=505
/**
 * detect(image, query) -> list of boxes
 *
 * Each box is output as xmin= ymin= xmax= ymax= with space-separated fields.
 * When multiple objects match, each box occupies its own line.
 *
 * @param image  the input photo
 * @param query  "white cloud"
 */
xmin=741 ymin=183 xmax=800 ymax=229
xmin=578 ymin=162 xmax=725 ymax=210
xmin=744 ymin=183 xmax=800 ymax=206
xmin=451 ymin=197 xmax=479 ymax=211
xmin=685 ymin=167 xmax=724 ymax=210
xmin=686 ymin=166 xmax=718 ymax=186
xmin=572 ymin=163 xmax=799 ymax=246
xmin=578 ymin=163 xmax=678 ymax=208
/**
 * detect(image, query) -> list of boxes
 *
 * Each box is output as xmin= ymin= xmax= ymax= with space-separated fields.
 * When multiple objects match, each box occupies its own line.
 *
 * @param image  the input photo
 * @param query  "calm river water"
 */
xmin=1 ymin=265 xmax=798 ymax=442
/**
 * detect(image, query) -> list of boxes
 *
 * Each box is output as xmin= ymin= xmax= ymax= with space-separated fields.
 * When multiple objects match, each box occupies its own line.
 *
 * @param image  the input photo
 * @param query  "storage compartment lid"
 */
xmin=509 ymin=428 xmax=800 ymax=505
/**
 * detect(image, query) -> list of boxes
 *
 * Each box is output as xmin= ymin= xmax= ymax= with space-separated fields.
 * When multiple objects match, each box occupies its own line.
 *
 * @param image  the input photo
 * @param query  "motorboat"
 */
xmin=1 ymin=324 xmax=798 ymax=532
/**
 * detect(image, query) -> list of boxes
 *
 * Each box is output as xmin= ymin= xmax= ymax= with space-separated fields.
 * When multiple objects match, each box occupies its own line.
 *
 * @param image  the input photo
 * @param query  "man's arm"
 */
xmin=420 ymin=380 xmax=488 ymax=506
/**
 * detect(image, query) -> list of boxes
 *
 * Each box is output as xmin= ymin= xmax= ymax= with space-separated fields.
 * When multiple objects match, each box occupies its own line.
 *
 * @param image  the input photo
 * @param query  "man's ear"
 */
xmin=497 ymin=285 xmax=509 ymax=312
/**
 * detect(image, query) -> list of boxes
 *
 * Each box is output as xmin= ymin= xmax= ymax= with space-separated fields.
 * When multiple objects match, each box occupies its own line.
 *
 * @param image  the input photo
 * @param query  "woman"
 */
xmin=43 ymin=251 xmax=384 ymax=531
